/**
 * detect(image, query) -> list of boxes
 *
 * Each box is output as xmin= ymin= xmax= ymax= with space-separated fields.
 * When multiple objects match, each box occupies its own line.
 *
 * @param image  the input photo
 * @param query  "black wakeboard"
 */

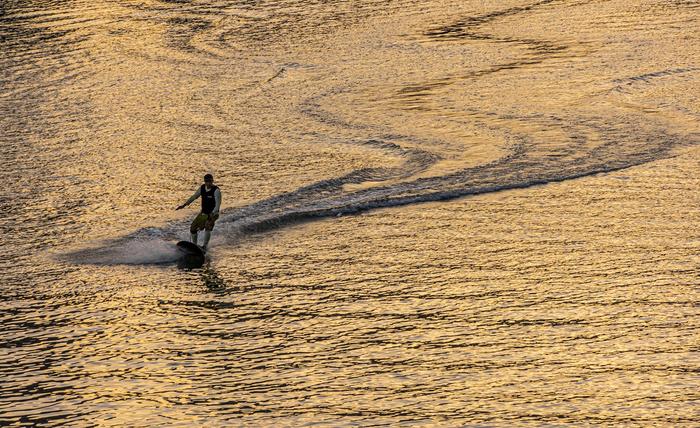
xmin=176 ymin=241 xmax=205 ymax=268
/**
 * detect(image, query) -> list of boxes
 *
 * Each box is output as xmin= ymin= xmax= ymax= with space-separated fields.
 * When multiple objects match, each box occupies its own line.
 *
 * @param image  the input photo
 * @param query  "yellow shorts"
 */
xmin=190 ymin=213 xmax=219 ymax=233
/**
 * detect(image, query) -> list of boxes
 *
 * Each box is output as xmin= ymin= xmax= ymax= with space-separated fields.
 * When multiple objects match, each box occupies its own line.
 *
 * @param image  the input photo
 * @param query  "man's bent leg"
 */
xmin=190 ymin=213 xmax=208 ymax=245
xmin=204 ymin=214 xmax=218 ymax=231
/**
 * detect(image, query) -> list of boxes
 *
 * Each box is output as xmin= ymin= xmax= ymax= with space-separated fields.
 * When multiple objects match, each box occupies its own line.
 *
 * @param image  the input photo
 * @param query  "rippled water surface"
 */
xmin=1 ymin=0 xmax=699 ymax=425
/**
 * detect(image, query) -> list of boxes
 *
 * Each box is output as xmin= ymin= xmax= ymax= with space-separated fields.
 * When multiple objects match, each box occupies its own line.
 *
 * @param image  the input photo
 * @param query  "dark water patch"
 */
xmin=611 ymin=67 xmax=700 ymax=93
xmin=424 ymin=0 xmax=559 ymax=41
xmin=396 ymin=2 xmax=595 ymax=107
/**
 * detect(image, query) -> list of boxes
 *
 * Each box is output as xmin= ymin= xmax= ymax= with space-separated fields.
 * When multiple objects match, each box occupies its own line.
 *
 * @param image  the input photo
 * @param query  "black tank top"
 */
xmin=200 ymin=184 xmax=218 ymax=214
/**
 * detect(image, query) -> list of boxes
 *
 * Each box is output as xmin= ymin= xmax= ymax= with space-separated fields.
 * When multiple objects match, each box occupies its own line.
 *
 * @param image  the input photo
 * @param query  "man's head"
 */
xmin=204 ymin=173 xmax=214 ymax=186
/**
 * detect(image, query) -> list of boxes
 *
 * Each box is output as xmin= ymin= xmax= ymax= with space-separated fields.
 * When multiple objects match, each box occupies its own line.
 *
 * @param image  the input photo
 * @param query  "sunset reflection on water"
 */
xmin=1 ymin=0 xmax=699 ymax=425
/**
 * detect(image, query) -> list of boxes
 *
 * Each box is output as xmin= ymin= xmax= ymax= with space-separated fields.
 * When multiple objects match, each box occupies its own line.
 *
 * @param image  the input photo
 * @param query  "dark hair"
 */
xmin=204 ymin=174 xmax=213 ymax=182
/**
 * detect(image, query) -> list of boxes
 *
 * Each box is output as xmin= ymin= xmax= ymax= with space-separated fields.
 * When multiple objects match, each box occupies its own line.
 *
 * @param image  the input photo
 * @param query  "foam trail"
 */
xmin=63 ymin=121 xmax=689 ymax=267
xmin=62 ymin=237 xmax=181 ymax=265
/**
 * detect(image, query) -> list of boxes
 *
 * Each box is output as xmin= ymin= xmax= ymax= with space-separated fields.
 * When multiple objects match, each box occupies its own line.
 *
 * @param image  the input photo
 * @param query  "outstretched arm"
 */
xmin=212 ymin=188 xmax=221 ymax=216
xmin=176 ymin=188 xmax=201 ymax=210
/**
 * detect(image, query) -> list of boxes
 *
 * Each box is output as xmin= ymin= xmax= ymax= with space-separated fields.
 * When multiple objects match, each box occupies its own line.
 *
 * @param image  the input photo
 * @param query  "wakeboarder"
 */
xmin=176 ymin=173 xmax=221 ymax=251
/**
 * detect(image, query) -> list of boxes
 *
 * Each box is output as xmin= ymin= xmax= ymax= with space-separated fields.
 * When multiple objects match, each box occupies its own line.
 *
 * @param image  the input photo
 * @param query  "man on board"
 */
xmin=176 ymin=173 xmax=221 ymax=252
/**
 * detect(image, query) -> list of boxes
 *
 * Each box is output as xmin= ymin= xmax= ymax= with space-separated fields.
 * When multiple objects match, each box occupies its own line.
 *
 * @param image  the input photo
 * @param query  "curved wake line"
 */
xmin=62 ymin=129 xmax=684 ymax=267
xmin=57 ymin=0 xmax=697 ymax=266
xmin=222 ymin=142 xmax=676 ymax=237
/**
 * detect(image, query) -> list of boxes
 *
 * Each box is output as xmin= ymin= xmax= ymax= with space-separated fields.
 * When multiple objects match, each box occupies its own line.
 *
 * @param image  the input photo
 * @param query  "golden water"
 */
xmin=1 ymin=0 xmax=699 ymax=425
